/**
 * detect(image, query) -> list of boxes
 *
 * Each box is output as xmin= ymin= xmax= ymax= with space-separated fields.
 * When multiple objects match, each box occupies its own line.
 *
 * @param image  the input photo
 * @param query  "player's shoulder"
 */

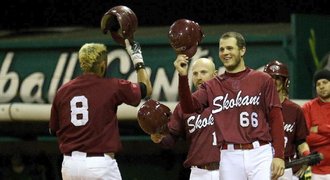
xmin=174 ymin=102 xmax=195 ymax=116
xmin=174 ymin=103 xmax=182 ymax=112
xmin=284 ymin=98 xmax=299 ymax=107
xmin=283 ymin=98 xmax=303 ymax=110
xmin=201 ymin=76 xmax=221 ymax=88
xmin=248 ymin=68 xmax=271 ymax=79
xmin=57 ymin=78 xmax=77 ymax=92
xmin=172 ymin=103 xmax=185 ymax=117
xmin=302 ymin=98 xmax=320 ymax=109
xmin=96 ymin=77 xmax=133 ymax=89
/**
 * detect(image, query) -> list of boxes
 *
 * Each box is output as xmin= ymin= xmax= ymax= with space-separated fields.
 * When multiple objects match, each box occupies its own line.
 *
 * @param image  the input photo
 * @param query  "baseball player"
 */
xmin=173 ymin=31 xmax=285 ymax=180
xmin=264 ymin=60 xmax=311 ymax=180
xmin=49 ymin=40 xmax=152 ymax=180
xmin=302 ymin=69 xmax=330 ymax=180
xmin=151 ymin=58 xmax=220 ymax=180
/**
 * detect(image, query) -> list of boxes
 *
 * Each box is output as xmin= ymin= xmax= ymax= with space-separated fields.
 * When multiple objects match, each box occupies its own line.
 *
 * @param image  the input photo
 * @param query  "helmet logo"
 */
xmin=269 ymin=64 xmax=280 ymax=72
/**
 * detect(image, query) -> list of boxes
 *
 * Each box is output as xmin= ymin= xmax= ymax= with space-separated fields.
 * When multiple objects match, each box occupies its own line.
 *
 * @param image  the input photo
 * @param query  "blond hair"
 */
xmin=78 ymin=43 xmax=107 ymax=72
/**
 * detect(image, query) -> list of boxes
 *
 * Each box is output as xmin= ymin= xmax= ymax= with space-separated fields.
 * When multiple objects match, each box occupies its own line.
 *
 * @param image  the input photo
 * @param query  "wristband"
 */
xmin=302 ymin=150 xmax=311 ymax=156
xmin=135 ymin=62 xmax=145 ymax=71
xmin=131 ymin=54 xmax=144 ymax=66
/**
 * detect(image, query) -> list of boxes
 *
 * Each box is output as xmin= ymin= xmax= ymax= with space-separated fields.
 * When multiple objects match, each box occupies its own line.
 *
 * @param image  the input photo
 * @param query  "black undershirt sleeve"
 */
xmin=295 ymin=139 xmax=306 ymax=147
xmin=139 ymin=82 xmax=147 ymax=99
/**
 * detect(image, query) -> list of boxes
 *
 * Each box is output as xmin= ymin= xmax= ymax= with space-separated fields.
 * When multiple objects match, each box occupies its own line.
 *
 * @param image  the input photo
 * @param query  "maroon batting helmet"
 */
xmin=264 ymin=60 xmax=290 ymax=92
xmin=101 ymin=5 xmax=138 ymax=46
xmin=137 ymin=99 xmax=171 ymax=135
xmin=264 ymin=60 xmax=289 ymax=77
xmin=168 ymin=19 xmax=204 ymax=58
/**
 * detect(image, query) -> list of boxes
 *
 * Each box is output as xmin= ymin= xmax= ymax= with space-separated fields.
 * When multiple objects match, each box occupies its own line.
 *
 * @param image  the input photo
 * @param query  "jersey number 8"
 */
xmin=70 ymin=95 xmax=89 ymax=126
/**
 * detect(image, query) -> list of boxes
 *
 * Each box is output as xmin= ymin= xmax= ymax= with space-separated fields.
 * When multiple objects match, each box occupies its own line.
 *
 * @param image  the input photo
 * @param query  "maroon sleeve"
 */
xmin=270 ymin=106 xmax=285 ymax=159
xmin=178 ymin=75 xmax=194 ymax=113
xmin=159 ymin=134 xmax=179 ymax=149
xmin=159 ymin=105 xmax=183 ymax=148
xmin=117 ymin=79 xmax=141 ymax=106
xmin=295 ymin=106 xmax=309 ymax=143
xmin=178 ymin=75 xmax=202 ymax=113
xmin=167 ymin=104 xmax=185 ymax=136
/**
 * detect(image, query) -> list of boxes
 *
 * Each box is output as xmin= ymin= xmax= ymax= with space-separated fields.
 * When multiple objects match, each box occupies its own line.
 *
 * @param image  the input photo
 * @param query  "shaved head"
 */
xmin=191 ymin=58 xmax=217 ymax=87
xmin=192 ymin=58 xmax=216 ymax=71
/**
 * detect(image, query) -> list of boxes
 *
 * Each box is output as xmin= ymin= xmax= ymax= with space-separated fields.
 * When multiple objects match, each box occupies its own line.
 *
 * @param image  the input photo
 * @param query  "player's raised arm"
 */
xmin=173 ymin=54 xmax=196 ymax=114
xmin=125 ymin=39 xmax=152 ymax=98
xmin=170 ymin=19 xmax=204 ymax=114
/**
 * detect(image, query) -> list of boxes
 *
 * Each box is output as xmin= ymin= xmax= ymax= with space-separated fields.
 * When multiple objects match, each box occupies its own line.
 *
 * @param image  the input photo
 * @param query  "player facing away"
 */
xmin=49 ymin=40 xmax=152 ymax=180
xmin=151 ymin=58 xmax=220 ymax=180
xmin=264 ymin=60 xmax=311 ymax=180
xmin=302 ymin=69 xmax=330 ymax=180
xmin=173 ymin=31 xmax=285 ymax=180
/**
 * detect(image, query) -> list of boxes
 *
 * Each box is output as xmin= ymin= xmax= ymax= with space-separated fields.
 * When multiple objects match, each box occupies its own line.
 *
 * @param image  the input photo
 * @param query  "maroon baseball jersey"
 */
xmin=282 ymin=98 xmax=309 ymax=159
xmin=161 ymin=104 xmax=219 ymax=167
xmin=192 ymin=68 xmax=282 ymax=144
xmin=49 ymin=74 xmax=141 ymax=154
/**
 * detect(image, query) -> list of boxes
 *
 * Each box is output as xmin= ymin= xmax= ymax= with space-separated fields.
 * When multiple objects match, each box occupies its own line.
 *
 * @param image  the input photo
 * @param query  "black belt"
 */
xmin=222 ymin=141 xmax=269 ymax=150
xmin=65 ymin=152 xmax=115 ymax=158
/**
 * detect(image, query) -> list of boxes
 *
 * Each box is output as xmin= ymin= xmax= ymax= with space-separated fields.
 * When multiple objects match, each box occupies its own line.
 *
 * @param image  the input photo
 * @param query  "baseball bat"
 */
xmin=285 ymin=152 xmax=323 ymax=168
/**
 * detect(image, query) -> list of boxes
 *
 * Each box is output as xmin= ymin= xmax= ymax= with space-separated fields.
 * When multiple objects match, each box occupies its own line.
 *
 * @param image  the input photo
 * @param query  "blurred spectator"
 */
xmin=1 ymin=153 xmax=47 ymax=180
xmin=302 ymin=69 xmax=330 ymax=179
xmin=1 ymin=153 xmax=32 ymax=180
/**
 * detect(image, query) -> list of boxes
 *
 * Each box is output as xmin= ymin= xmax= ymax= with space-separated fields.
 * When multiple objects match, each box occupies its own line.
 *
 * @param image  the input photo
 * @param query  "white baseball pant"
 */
xmin=190 ymin=166 xmax=219 ymax=180
xmin=312 ymin=173 xmax=330 ymax=180
xmin=220 ymin=143 xmax=273 ymax=180
xmin=61 ymin=151 xmax=122 ymax=180
xmin=278 ymin=168 xmax=299 ymax=180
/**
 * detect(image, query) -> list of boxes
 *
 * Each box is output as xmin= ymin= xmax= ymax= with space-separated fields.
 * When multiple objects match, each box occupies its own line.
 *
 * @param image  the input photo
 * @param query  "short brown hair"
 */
xmin=220 ymin=32 xmax=246 ymax=49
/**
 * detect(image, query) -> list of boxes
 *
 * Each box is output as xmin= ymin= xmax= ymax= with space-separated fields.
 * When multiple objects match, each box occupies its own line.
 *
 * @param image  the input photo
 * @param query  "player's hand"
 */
xmin=150 ymin=133 xmax=165 ymax=143
xmin=271 ymin=158 xmax=285 ymax=180
xmin=294 ymin=165 xmax=309 ymax=178
xmin=173 ymin=54 xmax=189 ymax=76
xmin=125 ymin=39 xmax=144 ymax=66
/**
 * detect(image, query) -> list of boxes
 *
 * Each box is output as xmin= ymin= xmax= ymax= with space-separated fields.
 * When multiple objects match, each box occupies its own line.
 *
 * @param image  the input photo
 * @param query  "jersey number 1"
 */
xmin=212 ymin=132 xmax=217 ymax=146
xmin=70 ymin=95 xmax=89 ymax=126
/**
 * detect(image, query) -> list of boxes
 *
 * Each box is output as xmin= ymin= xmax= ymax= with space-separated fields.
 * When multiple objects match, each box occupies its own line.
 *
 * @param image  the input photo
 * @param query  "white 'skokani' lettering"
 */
xmin=212 ymin=90 xmax=261 ymax=114
xmin=283 ymin=122 xmax=295 ymax=133
xmin=187 ymin=114 xmax=214 ymax=133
